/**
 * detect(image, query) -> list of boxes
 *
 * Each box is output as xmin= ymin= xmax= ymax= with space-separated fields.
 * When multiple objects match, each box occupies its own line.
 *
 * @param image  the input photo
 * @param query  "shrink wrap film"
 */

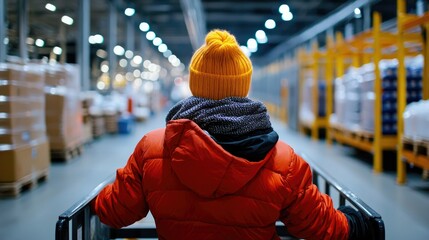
xmin=44 ymin=64 xmax=83 ymax=150
xmin=0 ymin=63 xmax=50 ymax=182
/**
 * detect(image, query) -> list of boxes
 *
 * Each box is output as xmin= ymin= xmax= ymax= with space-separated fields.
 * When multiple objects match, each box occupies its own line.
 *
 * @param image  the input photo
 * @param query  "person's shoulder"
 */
xmin=135 ymin=127 xmax=166 ymax=149
xmin=265 ymin=141 xmax=296 ymax=174
xmin=145 ymin=127 xmax=166 ymax=138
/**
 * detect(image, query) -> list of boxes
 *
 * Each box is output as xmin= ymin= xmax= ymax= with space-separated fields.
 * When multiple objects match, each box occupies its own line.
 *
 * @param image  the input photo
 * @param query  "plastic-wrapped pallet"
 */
xmin=358 ymin=57 xmax=422 ymax=135
xmin=403 ymin=100 xmax=429 ymax=141
xmin=359 ymin=63 xmax=375 ymax=132
xmin=299 ymin=76 xmax=315 ymax=126
xmin=342 ymin=67 xmax=362 ymax=131
xmin=44 ymin=64 xmax=83 ymax=156
xmin=332 ymin=77 xmax=346 ymax=126
xmin=299 ymin=75 xmax=326 ymax=126
xmin=0 ymin=63 xmax=50 ymax=183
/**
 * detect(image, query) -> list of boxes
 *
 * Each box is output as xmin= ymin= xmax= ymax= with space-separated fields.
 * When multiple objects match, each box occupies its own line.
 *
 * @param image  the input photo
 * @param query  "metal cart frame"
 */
xmin=56 ymin=154 xmax=385 ymax=240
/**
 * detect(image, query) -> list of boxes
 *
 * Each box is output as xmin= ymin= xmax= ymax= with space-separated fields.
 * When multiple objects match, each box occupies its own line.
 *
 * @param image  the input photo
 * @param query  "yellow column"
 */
xmin=312 ymin=42 xmax=319 ymax=140
xmin=335 ymin=32 xmax=345 ymax=81
xmin=326 ymin=35 xmax=334 ymax=145
xmin=373 ymin=12 xmax=383 ymax=173
xmin=397 ymin=0 xmax=407 ymax=184
xmin=424 ymin=23 xmax=429 ymax=100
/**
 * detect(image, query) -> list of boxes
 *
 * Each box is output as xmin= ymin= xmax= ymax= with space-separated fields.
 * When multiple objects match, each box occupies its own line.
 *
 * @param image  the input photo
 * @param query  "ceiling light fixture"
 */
xmin=45 ymin=3 xmax=56 ymax=12
xmin=153 ymin=37 xmax=162 ymax=46
xmin=282 ymin=12 xmax=293 ymax=21
xmin=247 ymin=38 xmax=258 ymax=53
xmin=354 ymin=8 xmax=362 ymax=18
xmin=146 ymin=31 xmax=156 ymax=41
xmin=279 ymin=4 xmax=290 ymax=14
xmin=255 ymin=30 xmax=268 ymax=44
xmin=61 ymin=15 xmax=74 ymax=25
xmin=53 ymin=46 xmax=62 ymax=55
xmin=113 ymin=45 xmax=125 ymax=56
xmin=124 ymin=8 xmax=135 ymax=17
xmin=158 ymin=44 xmax=167 ymax=53
xmin=139 ymin=22 xmax=150 ymax=32
xmin=125 ymin=50 xmax=134 ymax=59
xmin=265 ymin=19 xmax=276 ymax=29
xmin=35 ymin=39 xmax=44 ymax=47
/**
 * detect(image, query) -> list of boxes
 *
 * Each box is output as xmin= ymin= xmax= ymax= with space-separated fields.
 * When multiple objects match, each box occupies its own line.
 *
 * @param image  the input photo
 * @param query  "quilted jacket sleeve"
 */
xmin=280 ymin=153 xmax=349 ymax=240
xmin=91 ymin=141 xmax=149 ymax=229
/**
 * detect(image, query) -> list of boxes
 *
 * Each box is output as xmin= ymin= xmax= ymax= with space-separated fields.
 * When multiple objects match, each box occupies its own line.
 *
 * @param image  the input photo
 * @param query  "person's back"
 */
xmin=92 ymin=29 xmax=368 ymax=240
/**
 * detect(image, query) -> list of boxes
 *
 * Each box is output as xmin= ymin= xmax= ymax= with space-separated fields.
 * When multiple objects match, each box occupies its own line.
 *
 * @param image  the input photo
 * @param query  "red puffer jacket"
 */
xmin=93 ymin=119 xmax=349 ymax=240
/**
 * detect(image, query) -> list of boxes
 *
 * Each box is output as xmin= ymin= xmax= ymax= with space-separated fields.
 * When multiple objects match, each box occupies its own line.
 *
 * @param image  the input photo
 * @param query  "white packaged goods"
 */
xmin=342 ymin=67 xmax=362 ymax=130
xmin=333 ymin=77 xmax=346 ymax=126
xmin=403 ymin=100 xmax=429 ymax=141
xmin=44 ymin=64 xmax=84 ymax=150
xmin=299 ymin=77 xmax=315 ymax=126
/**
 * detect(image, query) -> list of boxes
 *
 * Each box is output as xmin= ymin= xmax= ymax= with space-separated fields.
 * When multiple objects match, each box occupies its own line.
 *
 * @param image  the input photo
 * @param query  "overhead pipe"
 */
xmin=180 ymin=0 xmax=206 ymax=50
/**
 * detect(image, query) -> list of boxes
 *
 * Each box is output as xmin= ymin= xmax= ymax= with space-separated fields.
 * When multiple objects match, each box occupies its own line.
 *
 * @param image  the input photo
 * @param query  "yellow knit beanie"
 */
xmin=189 ymin=29 xmax=253 ymax=100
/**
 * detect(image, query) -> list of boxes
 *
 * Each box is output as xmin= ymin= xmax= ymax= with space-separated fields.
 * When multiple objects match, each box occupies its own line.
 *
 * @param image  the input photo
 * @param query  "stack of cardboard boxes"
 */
xmin=81 ymin=95 xmax=93 ymax=144
xmin=0 ymin=63 xmax=50 ymax=187
xmin=44 ymin=64 xmax=83 ymax=159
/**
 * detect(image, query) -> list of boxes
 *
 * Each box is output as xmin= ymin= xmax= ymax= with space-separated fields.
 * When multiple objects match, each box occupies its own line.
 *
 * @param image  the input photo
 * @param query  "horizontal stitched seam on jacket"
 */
xmin=155 ymin=218 xmax=276 ymax=229
xmin=147 ymin=189 xmax=283 ymax=206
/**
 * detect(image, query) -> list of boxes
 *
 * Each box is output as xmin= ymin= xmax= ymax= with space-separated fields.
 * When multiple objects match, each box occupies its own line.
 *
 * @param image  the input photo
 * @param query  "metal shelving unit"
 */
xmin=396 ymin=0 xmax=429 ymax=184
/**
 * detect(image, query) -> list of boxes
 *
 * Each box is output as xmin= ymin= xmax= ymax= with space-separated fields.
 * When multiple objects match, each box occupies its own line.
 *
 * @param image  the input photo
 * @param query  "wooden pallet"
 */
xmin=403 ymin=137 xmax=429 ymax=156
xmin=0 ymin=169 xmax=49 ymax=197
xmin=402 ymin=137 xmax=429 ymax=173
xmin=51 ymin=144 xmax=84 ymax=162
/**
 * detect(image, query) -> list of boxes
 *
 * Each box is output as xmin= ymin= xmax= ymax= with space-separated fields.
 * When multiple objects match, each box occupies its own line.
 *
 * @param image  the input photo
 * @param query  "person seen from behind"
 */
xmin=92 ymin=29 xmax=369 ymax=240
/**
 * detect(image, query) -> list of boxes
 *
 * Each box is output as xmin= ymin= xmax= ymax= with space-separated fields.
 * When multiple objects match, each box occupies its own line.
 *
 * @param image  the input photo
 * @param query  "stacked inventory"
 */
xmin=80 ymin=93 xmax=93 ymax=144
xmin=331 ymin=57 xmax=422 ymax=135
xmin=331 ymin=68 xmax=362 ymax=131
xmin=0 ymin=63 xmax=50 ymax=196
xmin=359 ymin=57 xmax=423 ymax=134
xmin=45 ymin=64 xmax=83 ymax=161
xmin=403 ymin=100 xmax=429 ymax=141
xmin=299 ymin=77 xmax=327 ymax=126
xmin=104 ymin=111 xmax=119 ymax=134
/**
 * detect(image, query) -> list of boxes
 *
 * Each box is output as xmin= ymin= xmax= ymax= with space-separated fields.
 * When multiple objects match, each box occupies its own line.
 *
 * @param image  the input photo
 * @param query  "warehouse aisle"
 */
xmin=0 ymin=109 xmax=428 ymax=240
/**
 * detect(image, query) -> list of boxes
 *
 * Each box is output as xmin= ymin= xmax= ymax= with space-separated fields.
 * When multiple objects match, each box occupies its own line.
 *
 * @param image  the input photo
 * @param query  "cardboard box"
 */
xmin=0 ymin=82 xmax=44 ymax=97
xmin=49 ymin=136 xmax=81 ymax=151
xmin=0 ymin=113 xmax=45 ymax=130
xmin=0 ymin=63 xmax=44 ymax=85
xmin=0 ymin=139 xmax=50 ymax=182
xmin=0 ymin=98 xmax=44 ymax=114
xmin=0 ymin=130 xmax=47 ymax=145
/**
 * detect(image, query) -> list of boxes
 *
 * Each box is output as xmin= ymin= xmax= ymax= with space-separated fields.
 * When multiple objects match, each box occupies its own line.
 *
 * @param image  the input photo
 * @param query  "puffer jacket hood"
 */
xmin=164 ymin=119 xmax=275 ymax=198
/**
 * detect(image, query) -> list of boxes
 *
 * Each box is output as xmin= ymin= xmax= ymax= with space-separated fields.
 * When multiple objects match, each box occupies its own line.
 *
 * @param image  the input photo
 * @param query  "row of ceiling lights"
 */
xmin=41 ymin=3 xmax=181 ymax=68
xmin=241 ymin=4 xmax=362 ymax=57
xmin=241 ymin=4 xmax=294 ymax=57
xmin=123 ymin=7 xmax=182 ymax=67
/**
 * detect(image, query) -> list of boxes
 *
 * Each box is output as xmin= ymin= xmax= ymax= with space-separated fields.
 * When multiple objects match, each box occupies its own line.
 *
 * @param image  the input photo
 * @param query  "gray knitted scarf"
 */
xmin=166 ymin=97 xmax=273 ymax=140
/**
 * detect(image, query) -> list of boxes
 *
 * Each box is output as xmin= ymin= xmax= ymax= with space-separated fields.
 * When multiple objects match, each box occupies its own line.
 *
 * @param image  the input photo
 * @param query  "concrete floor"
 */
xmin=0 ymin=110 xmax=428 ymax=240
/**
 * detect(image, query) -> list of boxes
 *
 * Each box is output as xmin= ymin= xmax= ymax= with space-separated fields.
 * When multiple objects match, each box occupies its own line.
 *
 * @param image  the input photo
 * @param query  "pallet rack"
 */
xmin=396 ymin=0 xmax=429 ymax=184
xmin=328 ymin=12 xmax=399 ymax=173
xmin=298 ymin=42 xmax=329 ymax=140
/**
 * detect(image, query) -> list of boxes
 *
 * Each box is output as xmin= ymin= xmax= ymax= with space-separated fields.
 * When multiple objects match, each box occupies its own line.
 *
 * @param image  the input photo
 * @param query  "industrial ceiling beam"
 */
xmin=263 ymin=0 xmax=379 ymax=62
xmin=180 ymin=0 xmax=206 ymax=50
